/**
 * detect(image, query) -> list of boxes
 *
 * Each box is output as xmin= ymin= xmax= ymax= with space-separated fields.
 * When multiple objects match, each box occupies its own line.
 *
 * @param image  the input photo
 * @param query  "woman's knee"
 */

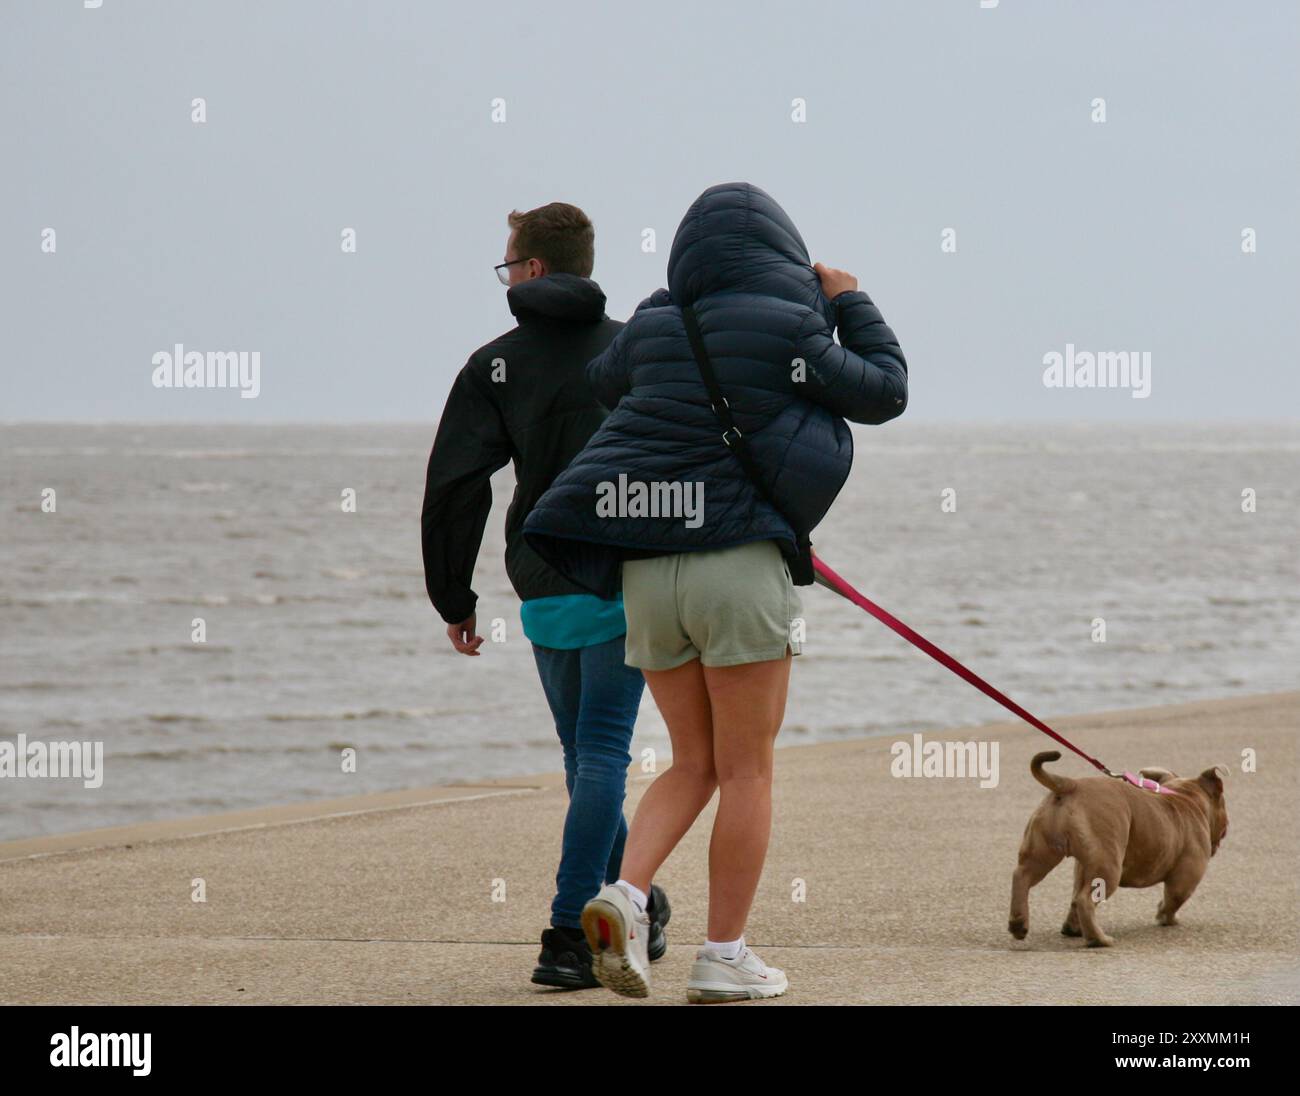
xmin=668 ymin=758 xmax=718 ymax=791
xmin=714 ymin=765 xmax=774 ymax=790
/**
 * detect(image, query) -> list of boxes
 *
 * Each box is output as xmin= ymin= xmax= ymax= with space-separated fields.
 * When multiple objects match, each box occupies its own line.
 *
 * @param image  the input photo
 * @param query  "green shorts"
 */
xmin=621 ymin=538 xmax=803 ymax=670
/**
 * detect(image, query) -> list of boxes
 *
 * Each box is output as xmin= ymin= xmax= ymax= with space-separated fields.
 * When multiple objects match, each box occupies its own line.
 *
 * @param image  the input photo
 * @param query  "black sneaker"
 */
xmin=647 ymin=884 xmax=672 ymax=962
xmin=531 ymin=926 xmax=600 ymax=989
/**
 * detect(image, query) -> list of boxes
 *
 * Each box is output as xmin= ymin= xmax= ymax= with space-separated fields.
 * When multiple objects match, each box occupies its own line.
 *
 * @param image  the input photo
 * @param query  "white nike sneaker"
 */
xmin=580 ymin=883 xmax=651 ymax=998
xmin=686 ymin=945 xmax=788 ymax=1003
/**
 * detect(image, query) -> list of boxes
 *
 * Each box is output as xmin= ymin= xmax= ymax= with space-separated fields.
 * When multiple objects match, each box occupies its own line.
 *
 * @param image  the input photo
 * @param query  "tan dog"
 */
xmin=1009 ymin=751 xmax=1229 ymax=947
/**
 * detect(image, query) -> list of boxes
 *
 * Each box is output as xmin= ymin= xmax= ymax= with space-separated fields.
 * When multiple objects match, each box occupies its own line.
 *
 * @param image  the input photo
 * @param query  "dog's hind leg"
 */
xmin=1156 ymin=861 xmax=1206 ymax=927
xmin=1009 ymin=830 xmax=1062 ymax=941
xmin=1074 ymin=864 xmax=1119 ymax=947
xmin=1061 ymin=861 xmax=1084 ymax=936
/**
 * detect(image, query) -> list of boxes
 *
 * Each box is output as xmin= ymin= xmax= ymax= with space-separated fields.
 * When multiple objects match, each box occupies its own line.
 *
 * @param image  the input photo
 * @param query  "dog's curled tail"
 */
xmin=1030 ymin=751 xmax=1076 ymax=794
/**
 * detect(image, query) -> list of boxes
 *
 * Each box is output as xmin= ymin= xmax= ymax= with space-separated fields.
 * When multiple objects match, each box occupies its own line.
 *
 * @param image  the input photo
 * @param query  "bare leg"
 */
xmin=615 ymin=658 xmax=718 ymax=893
xmin=702 ymin=653 xmax=792 ymax=941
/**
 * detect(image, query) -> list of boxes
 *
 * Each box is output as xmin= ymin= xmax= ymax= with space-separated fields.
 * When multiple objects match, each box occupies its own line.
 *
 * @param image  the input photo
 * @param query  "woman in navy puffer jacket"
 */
xmin=524 ymin=182 xmax=907 ymax=1002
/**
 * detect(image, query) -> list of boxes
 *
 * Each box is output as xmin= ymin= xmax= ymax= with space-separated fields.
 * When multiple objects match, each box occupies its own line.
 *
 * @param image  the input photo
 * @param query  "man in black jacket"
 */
xmin=421 ymin=202 xmax=669 ymax=988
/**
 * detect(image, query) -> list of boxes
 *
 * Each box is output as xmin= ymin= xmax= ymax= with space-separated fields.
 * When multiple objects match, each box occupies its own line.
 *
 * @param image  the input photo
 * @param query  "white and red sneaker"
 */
xmin=686 ymin=945 xmax=788 ymax=1003
xmin=580 ymin=883 xmax=651 ymax=998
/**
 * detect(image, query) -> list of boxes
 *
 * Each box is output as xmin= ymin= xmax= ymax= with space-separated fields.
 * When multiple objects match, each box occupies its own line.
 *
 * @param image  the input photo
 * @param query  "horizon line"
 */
xmin=4 ymin=417 xmax=1299 ymax=428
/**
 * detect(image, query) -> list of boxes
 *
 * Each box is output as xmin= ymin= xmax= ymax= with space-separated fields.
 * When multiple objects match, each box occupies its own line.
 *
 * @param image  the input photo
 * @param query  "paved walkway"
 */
xmin=1 ymin=691 xmax=1295 ymax=1004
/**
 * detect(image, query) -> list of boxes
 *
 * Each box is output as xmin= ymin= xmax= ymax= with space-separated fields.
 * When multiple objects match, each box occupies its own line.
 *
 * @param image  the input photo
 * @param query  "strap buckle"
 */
xmin=722 ymin=425 xmax=743 ymax=447
xmin=710 ymin=397 xmax=730 ymax=413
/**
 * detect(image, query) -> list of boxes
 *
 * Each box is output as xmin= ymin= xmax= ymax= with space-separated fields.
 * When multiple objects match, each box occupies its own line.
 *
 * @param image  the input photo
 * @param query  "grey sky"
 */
xmin=2 ymin=0 xmax=1296 ymax=422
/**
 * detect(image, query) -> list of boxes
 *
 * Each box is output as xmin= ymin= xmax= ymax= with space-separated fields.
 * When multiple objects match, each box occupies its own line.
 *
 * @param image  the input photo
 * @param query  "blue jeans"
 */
xmin=531 ymin=634 xmax=645 ymax=929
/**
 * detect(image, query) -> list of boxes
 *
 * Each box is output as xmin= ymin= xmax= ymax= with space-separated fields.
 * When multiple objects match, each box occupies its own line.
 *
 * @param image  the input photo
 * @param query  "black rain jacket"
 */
xmin=421 ymin=274 xmax=623 ymax=623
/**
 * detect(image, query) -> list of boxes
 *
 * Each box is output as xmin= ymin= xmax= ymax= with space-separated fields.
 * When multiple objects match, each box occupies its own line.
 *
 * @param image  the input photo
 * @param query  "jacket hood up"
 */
xmin=666 ymin=182 xmax=837 ymax=329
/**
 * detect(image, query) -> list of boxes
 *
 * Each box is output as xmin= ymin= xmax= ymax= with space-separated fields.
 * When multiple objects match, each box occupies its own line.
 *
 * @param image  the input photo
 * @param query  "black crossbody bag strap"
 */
xmin=682 ymin=305 xmax=814 ymax=585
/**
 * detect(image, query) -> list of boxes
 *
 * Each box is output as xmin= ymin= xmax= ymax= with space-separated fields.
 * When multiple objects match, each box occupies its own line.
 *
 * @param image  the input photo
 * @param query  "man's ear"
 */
xmin=1139 ymin=767 xmax=1177 ymax=785
xmin=1198 ymin=765 xmax=1228 ymax=799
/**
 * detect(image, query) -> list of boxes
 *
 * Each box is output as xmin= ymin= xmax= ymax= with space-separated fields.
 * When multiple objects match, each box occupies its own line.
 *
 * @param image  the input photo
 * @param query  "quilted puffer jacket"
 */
xmin=522 ymin=181 xmax=908 ymax=598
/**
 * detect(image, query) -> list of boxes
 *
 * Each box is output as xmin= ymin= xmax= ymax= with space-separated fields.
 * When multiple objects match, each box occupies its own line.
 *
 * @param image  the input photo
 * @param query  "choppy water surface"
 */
xmin=1 ymin=421 xmax=1296 ymax=840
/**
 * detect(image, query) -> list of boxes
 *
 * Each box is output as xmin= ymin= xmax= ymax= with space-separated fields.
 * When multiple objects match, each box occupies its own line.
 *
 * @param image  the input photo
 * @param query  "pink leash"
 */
xmin=812 ymin=556 xmax=1176 ymax=795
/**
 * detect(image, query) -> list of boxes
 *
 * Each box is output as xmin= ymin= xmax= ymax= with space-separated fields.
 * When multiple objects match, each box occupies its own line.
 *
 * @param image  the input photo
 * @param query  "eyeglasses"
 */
xmin=494 ymin=258 xmax=530 ymax=286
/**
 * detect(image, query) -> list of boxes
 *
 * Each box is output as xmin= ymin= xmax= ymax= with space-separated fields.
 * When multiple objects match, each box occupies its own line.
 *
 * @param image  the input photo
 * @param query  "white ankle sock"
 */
xmin=703 ymin=935 xmax=744 ymax=960
xmin=614 ymin=879 xmax=647 ymax=914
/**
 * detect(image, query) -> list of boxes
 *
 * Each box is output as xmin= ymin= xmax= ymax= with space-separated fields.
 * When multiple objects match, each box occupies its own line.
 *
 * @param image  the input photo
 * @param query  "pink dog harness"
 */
xmin=1120 ymin=772 xmax=1179 ymax=795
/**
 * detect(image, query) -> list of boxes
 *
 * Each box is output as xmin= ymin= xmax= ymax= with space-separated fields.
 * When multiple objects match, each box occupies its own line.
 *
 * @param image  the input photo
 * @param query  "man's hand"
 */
xmin=814 ymin=262 xmax=858 ymax=299
xmin=446 ymin=614 xmax=485 ymax=656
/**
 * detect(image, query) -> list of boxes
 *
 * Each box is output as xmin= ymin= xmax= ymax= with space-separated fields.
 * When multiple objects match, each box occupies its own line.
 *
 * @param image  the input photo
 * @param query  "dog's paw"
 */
xmin=1060 ymin=920 xmax=1082 ymax=937
xmin=1008 ymin=918 xmax=1028 ymax=940
xmin=1085 ymin=934 xmax=1115 ymax=948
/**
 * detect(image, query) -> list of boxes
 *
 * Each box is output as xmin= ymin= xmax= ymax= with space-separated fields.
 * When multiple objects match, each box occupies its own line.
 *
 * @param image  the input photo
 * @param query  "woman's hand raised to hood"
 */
xmin=814 ymin=262 xmax=858 ymax=300
xmin=793 ymin=273 xmax=909 ymax=426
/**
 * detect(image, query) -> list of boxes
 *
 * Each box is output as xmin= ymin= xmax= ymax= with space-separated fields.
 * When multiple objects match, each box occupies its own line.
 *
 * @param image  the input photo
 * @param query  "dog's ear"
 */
xmin=1139 ymin=766 xmax=1177 ymax=784
xmin=1198 ymin=765 xmax=1228 ymax=799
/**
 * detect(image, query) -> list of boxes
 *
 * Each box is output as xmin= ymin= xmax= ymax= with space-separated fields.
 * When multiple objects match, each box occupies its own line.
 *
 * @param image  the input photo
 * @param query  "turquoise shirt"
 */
xmin=521 ymin=593 xmax=627 ymax=650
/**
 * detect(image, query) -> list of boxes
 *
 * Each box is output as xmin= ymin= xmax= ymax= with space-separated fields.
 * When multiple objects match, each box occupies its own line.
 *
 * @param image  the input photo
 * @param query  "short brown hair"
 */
xmin=507 ymin=202 xmax=595 ymax=276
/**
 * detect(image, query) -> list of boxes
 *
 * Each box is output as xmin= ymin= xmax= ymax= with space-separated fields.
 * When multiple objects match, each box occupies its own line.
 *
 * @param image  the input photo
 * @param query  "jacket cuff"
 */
xmin=832 ymin=289 xmax=871 ymax=317
xmin=434 ymin=591 xmax=477 ymax=625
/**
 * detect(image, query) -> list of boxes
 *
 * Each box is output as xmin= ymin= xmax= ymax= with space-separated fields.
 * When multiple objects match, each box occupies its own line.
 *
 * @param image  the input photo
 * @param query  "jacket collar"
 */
xmin=507 ymin=273 xmax=608 ymax=323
